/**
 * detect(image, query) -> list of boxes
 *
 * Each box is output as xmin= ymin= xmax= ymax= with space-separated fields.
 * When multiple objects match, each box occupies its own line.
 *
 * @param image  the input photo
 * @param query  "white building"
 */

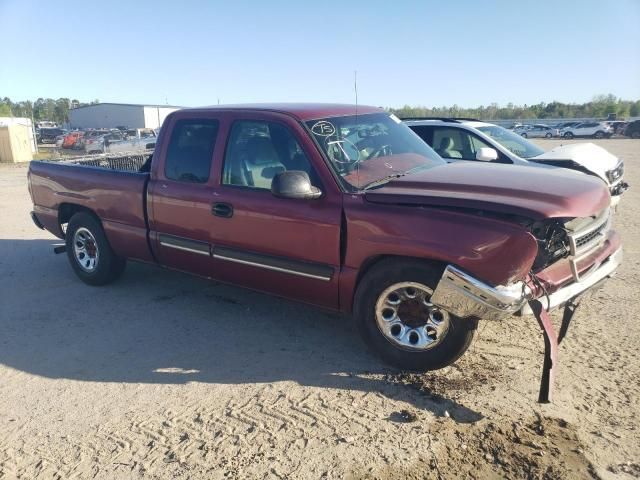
xmin=69 ymin=103 xmax=182 ymax=129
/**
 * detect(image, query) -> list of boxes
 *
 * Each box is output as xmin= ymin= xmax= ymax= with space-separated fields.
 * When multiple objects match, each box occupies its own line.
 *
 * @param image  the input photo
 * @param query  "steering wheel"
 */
xmin=369 ymin=144 xmax=392 ymax=158
xmin=326 ymin=139 xmax=361 ymax=166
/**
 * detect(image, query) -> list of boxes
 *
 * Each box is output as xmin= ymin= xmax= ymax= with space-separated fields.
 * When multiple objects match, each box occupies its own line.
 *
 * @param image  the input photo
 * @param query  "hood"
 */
xmin=532 ymin=143 xmax=619 ymax=182
xmin=364 ymin=162 xmax=610 ymax=220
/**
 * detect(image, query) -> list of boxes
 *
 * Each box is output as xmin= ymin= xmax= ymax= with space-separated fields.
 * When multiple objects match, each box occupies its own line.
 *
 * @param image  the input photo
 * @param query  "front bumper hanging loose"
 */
xmin=528 ymin=296 xmax=582 ymax=403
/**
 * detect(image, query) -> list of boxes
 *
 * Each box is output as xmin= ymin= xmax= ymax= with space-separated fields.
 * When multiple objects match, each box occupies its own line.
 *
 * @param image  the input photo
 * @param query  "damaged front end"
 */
xmin=430 ymin=208 xmax=622 ymax=402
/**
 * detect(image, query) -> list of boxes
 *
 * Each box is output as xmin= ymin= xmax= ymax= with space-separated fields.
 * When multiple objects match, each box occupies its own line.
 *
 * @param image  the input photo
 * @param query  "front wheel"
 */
xmin=521 ymin=132 xmax=528 ymax=138
xmin=545 ymin=132 xmax=552 ymax=138
xmin=594 ymin=131 xmax=605 ymax=139
xmin=354 ymin=259 xmax=477 ymax=371
xmin=564 ymin=132 xmax=574 ymax=139
xmin=65 ymin=212 xmax=126 ymax=286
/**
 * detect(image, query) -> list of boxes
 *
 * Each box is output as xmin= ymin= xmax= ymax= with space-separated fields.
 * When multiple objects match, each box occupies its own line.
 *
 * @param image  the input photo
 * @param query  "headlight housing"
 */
xmin=606 ymin=161 xmax=624 ymax=183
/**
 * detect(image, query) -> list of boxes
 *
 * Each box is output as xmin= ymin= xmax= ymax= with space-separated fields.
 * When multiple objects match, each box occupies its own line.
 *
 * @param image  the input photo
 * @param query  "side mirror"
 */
xmin=271 ymin=171 xmax=322 ymax=200
xmin=476 ymin=147 xmax=498 ymax=162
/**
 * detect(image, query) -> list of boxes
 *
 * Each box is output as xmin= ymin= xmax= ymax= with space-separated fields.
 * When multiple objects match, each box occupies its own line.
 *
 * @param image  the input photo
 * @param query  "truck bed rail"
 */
xmin=42 ymin=150 xmax=153 ymax=173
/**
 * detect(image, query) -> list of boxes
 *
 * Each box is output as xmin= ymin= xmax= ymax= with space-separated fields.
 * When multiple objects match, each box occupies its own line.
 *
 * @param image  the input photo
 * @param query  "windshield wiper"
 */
xmin=362 ymin=172 xmax=407 ymax=190
xmin=362 ymin=165 xmax=427 ymax=191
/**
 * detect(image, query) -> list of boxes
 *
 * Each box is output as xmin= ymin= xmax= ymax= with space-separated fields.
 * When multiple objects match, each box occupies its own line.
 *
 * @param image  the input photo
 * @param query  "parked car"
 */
xmin=606 ymin=121 xmax=627 ymax=135
xmin=108 ymin=129 xmax=157 ymax=154
xmin=519 ymin=125 xmax=559 ymax=138
xmin=623 ymin=120 xmax=640 ymax=139
xmin=404 ymin=118 xmax=627 ymax=206
xmin=556 ymin=121 xmax=582 ymax=130
xmin=38 ymin=127 xmax=66 ymax=144
xmin=78 ymin=129 xmax=115 ymax=151
xmin=561 ymin=122 xmax=612 ymax=139
xmin=28 ymin=104 xmax=622 ymax=372
xmin=62 ymin=131 xmax=85 ymax=149
xmin=84 ymin=130 xmax=125 ymax=154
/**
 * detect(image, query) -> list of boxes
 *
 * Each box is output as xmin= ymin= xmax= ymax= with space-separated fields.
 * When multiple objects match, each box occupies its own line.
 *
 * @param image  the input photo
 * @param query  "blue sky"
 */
xmin=1 ymin=0 xmax=639 ymax=108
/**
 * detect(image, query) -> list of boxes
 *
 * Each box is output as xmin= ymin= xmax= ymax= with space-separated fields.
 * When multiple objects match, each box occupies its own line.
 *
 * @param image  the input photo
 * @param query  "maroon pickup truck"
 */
xmin=28 ymin=104 xmax=622 ymax=372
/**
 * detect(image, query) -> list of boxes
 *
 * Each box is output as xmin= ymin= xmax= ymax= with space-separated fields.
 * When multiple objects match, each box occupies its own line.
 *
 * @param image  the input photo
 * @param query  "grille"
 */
xmin=569 ymin=211 xmax=610 ymax=255
xmin=575 ymin=221 xmax=608 ymax=249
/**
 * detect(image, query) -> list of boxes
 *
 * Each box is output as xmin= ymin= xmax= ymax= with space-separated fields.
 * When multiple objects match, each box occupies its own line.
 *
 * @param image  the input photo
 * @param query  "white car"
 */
xmin=404 ymin=118 xmax=628 ymax=207
xmin=519 ymin=125 xmax=559 ymax=139
xmin=561 ymin=122 xmax=612 ymax=139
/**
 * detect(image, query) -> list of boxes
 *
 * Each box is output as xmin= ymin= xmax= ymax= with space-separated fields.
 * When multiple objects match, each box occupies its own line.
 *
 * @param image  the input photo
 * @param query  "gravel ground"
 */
xmin=0 ymin=139 xmax=638 ymax=479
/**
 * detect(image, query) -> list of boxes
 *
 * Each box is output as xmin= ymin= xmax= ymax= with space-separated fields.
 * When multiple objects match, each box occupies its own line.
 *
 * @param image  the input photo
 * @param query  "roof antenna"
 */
xmin=354 ymin=70 xmax=361 ymax=189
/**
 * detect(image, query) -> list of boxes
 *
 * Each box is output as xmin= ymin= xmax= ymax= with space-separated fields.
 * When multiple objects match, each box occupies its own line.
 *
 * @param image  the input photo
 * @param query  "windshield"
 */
xmin=476 ymin=125 xmax=544 ymax=159
xmin=307 ymin=113 xmax=444 ymax=190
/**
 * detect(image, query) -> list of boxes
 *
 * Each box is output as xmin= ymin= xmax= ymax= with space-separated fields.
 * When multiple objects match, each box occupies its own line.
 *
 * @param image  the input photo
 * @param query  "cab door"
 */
xmin=206 ymin=111 xmax=343 ymax=309
xmin=147 ymin=112 xmax=223 ymax=278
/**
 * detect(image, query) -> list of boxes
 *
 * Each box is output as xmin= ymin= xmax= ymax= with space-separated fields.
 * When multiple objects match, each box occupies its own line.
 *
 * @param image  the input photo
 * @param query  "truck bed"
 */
xmin=29 ymin=151 xmax=154 ymax=262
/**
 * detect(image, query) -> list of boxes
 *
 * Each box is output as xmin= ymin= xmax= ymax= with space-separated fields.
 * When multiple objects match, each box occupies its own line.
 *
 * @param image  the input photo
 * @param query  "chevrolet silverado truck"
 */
xmin=28 ymin=104 xmax=622 ymax=372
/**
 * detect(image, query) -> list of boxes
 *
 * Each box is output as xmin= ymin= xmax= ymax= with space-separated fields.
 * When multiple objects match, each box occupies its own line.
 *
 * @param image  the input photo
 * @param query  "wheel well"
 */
xmin=58 ymin=204 xmax=100 ymax=236
xmin=353 ymin=255 xmax=447 ymax=308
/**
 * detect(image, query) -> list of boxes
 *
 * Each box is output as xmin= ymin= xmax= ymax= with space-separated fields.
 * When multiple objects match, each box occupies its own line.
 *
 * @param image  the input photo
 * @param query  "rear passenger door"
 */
xmin=208 ymin=111 xmax=343 ymax=309
xmin=148 ymin=114 xmax=221 ymax=278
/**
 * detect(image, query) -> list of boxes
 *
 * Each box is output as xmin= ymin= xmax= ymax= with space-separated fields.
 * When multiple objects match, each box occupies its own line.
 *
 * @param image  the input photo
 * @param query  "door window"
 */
xmin=467 ymin=134 xmax=494 ymax=159
xmin=165 ymin=119 xmax=219 ymax=183
xmin=432 ymin=127 xmax=466 ymax=159
xmin=222 ymin=120 xmax=316 ymax=189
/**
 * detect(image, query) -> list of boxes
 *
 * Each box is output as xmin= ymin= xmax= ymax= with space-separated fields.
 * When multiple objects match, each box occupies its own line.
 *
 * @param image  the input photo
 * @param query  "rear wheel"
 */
xmin=354 ymin=259 xmax=477 ymax=371
xmin=521 ymin=132 xmax=528 ymax=138
xmin=545 ymin=132 xmax=552 ymax=138
xmin=65 ymin=212 xmax=126 ymax=286
xmin=594 ymin=131 xmax=605 ymax=139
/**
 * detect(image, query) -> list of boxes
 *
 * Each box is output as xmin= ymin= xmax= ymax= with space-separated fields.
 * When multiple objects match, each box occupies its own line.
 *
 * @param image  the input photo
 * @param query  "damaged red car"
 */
xmin=28 ymin=104 xmax=622 ymax=380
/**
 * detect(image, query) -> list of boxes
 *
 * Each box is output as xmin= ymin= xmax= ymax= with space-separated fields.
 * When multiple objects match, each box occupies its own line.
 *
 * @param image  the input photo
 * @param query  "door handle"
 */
xmin=212 ymin=202 xmax=233 ymax=218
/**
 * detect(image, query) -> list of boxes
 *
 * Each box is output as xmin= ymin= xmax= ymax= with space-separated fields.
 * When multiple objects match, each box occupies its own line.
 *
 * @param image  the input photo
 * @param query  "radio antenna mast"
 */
xmin=354 ymin=70 xmax=360 ymax=188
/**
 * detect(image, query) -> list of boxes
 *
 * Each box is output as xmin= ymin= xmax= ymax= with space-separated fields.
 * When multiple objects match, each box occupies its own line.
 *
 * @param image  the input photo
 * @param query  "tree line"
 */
xmin=390 ymin=95 xmax=640 ymax=120
xmin=2 ymin=94 xmax=639 ymax=124
xmin=0 ymin=97 xmax=100 ymax=124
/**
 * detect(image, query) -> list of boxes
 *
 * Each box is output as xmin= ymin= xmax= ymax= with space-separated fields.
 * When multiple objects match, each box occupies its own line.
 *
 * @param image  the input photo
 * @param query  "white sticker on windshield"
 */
xmin=389 ymin=114 xmax=402 ymax=124
xmin=311 ymin=120 xmax=336 ymax=136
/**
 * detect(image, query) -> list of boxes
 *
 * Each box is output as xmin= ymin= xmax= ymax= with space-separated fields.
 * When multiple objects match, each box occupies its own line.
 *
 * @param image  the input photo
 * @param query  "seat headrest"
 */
xmin=439 ymin=137 xmax=455 ymax=150
xmin=246 ymin=136 xmax=279 ymax=165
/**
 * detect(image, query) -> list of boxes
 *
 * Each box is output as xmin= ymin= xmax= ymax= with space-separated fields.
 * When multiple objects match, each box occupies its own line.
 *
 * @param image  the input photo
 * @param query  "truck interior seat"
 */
xmin=242 ymin=137 xmax=286 ymax=189
xmin=436 ymin=137 xmax=462 ymax=159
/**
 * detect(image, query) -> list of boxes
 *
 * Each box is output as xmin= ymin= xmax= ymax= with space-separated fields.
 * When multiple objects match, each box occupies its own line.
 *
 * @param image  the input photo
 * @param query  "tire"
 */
xmin=65 ymin=212 xmax=126 ymax=286
xmin=564 ymin=132 xmax=574 ymax=139
xmin=354 ymin=259 xmax=477 ymax=371
xmin=521 ymin=132 xmax=528 ymax=138
xmin=594 ymin=131 xmax=605 ymax=139
xmin=545 ymin=132 xmax=552 ymax=138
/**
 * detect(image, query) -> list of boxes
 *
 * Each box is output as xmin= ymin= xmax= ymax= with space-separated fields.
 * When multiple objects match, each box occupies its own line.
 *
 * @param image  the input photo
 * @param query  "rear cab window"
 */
xmin=164 ymin=119 xmax=219 ymax=183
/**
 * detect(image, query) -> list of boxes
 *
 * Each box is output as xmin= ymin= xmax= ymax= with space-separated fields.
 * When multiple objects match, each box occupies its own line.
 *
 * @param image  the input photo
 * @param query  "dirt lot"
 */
xmin=1 ymin=139 xmax=639 ymax=479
